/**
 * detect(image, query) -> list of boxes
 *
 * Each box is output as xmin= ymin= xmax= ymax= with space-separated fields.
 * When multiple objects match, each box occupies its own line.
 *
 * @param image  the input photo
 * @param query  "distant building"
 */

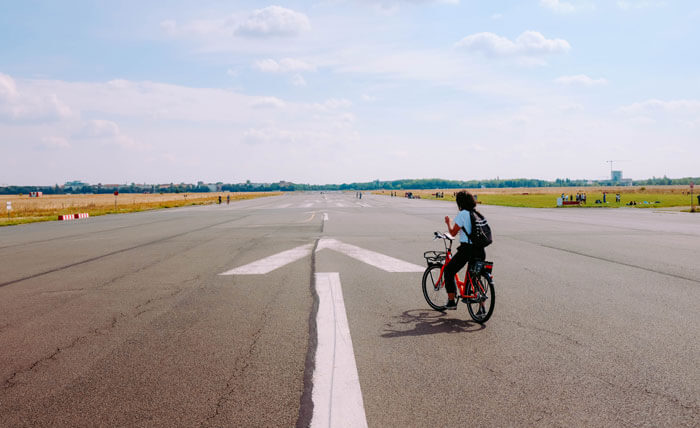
xmin=608 ymin=171 xmax=632 ymax=186
xmin=207 ymin=183 xmax=222 ymax=192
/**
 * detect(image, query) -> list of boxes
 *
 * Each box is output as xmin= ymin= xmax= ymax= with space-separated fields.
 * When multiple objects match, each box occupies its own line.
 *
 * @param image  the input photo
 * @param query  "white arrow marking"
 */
xmin=323 ymin=212 xmax=329 ymax=221
xmin=218 ymin=243 xmax=313 ymax=275
xmin=220 ymin=239 xmax=424 ymax=275
xmin=311 ymin=272 xmax=368 ymax=428
xmin=316 ymin=238 xmax=424 ymax=273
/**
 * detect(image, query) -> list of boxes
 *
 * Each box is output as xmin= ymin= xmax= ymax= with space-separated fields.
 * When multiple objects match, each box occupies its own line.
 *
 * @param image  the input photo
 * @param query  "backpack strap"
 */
xmin=460 ymin=210 xmax=476 ymax=244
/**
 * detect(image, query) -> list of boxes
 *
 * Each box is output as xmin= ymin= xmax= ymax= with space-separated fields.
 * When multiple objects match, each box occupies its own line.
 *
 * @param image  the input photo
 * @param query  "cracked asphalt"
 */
xmin=1 ymin=193 xmax=699 ymax=427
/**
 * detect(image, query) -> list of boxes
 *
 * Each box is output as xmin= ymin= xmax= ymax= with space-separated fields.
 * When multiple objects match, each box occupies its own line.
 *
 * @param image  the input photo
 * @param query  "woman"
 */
xmin=443 ymin=191 xmax=485 ymax=309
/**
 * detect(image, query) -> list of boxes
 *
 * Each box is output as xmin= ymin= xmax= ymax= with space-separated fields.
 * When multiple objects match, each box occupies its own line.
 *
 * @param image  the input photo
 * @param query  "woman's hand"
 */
xmin=444 ymin=216 xmax=450 ymax=226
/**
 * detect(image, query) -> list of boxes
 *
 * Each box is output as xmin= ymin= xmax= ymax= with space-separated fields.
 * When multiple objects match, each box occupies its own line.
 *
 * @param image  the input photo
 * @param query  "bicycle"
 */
xmin=422 ymin=232 xmax=495 ymax=323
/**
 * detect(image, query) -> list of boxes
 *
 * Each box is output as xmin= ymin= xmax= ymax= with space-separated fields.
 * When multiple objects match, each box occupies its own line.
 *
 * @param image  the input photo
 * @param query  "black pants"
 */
xmin=444 ymin=243 xmax=485 ymax=295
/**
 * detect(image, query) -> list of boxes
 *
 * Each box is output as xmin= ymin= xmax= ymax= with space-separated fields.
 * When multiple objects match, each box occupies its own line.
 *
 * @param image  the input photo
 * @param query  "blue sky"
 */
xmin=1 ymin=0 xmax=698 ymax=185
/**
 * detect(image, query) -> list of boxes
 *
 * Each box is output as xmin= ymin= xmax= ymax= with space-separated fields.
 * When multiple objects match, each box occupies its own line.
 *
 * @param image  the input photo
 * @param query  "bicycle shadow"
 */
xmin=381 ymin=309 xmax=485 ymax=338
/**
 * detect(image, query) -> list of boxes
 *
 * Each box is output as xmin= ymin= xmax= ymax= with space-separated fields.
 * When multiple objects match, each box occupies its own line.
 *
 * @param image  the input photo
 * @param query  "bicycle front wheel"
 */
xmin=422 ymin=264 xmax=449 ymax=311
xmin=467 ymin=273 xmax=495 ymax=323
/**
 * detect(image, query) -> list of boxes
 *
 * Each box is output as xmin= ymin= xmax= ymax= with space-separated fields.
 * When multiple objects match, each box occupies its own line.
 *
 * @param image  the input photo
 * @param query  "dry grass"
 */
xmin=0 ymin=192 xmax=280 ymax=226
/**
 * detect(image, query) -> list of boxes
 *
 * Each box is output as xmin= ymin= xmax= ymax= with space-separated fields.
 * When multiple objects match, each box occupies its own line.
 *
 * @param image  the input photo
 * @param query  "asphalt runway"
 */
xmin=1 ymin=193 xmax=698 ymax=427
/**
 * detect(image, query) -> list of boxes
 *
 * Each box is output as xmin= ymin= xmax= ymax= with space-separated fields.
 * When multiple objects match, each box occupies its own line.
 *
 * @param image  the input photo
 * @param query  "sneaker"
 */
xmin=444 ymin=300 xmax=457 ymax=310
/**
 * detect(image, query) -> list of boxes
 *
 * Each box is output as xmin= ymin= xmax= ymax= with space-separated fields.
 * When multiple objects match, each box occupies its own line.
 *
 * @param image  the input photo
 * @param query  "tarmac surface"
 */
xmin=1 ymin=193 xmax=698 ymax=427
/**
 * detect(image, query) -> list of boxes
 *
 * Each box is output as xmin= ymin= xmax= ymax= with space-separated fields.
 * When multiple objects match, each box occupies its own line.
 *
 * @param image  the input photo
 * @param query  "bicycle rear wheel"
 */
xmin=466 ymin=273 xmax=495 ymax=323
xmin=422 ymin=264 xmax=449 ymax=311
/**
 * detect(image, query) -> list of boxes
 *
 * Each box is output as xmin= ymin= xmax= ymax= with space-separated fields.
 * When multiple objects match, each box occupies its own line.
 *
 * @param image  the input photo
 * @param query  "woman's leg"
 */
xmin=444 ymin=246 xmax=470 ymax=299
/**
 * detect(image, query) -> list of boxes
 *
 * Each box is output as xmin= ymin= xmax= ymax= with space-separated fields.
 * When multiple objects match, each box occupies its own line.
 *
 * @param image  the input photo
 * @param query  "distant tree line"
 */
xmin=2 ymin=176 xmax=699 ymax=195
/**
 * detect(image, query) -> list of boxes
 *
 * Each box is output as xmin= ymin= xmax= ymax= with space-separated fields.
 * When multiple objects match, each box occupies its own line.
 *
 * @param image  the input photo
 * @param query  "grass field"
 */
xmin=374 ymin=185 xmax=699 ymax=210
xmin=0 ymin=192 xmax=280 ymax=227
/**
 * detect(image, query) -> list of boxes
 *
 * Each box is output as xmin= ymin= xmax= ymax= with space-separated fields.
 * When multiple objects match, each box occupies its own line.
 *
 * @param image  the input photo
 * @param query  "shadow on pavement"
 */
xmin=381 ymin=309 xmax=485 ymax=338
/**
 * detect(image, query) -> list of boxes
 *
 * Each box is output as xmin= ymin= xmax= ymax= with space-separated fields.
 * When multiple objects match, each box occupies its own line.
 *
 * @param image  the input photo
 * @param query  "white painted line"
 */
xmin=323 ymin=212 xmax=329 ymax=221
xmin=302 ymin=202 xmax=313 ymax=208
xmin=219 ymin=244 xmax=313 ymax=275
xmin=277 ymin=203 xmax=292 ymax=209
xmin=317 ymin=239 xmax=424 ymax=273
xmin=312 ymin=272 xmax=368 ymax=428
xmin=334 ymin=203 xmax=345 ymax=208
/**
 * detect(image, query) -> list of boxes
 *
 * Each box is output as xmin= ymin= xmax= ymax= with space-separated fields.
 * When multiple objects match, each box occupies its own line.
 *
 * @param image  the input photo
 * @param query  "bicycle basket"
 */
xmin=423 ymin=251 xmax=446 ymax=265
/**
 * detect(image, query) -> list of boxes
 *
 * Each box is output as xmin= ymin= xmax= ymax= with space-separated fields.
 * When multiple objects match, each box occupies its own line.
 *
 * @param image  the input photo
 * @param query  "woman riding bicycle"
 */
xmin=443 ymin=191 xmax=485 ymax=309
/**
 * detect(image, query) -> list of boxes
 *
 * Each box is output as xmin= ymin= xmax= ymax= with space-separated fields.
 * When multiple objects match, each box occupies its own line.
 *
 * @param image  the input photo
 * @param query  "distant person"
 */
xmin=226 ymin=194 xmax=230 ymax=204
xmin=603 ymin=192 xmax=606 ymax=203
xmin=218 ymin=195 xmax=222 ymax=204
xmin=442 ymin=191 xmax=486 ymax=310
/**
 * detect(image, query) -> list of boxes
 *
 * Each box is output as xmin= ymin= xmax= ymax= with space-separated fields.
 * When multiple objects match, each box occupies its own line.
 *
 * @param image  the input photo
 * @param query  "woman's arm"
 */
xmin=444 ymin=216 xmax=461 ymax=237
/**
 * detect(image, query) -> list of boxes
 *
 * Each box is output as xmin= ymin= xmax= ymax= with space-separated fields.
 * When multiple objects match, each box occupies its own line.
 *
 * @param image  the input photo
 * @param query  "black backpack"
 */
xmin=462 ymin=210 xmax=493 ymax=248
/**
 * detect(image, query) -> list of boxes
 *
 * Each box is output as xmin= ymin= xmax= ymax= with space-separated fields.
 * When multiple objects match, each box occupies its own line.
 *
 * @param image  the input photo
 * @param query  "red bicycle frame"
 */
xmin=436 ymin=244 xmax=488 ymax=300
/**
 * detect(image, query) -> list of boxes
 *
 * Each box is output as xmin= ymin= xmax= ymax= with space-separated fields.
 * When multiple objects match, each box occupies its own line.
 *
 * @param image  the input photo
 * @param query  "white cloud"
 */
xmin=250 ymin=96 xmax=286 ymax=109
xmin=234 ymin=6 xmax=310 ymax=37
xmin=455 ymin=31 xmax=571 ymax=57
xmin=559 ymin=103 xmax=584 ymax=112
xmin=1 ymin=75 xmax=367 ymax=183
xmin=618 ymin=99 xmax=700 ymax=129
xmin=254 ymin=58 xmax=316 ymax=73
xmin=314 ymin=98 xmax=353 ymax=110
xmin=0 ymin=72 xmax=18 ymax=98
xmin=160 ymin=20 xmax=177 ymax=35
xmin=540 ymin=0 xmax=576 ymax=13
xmin=0 ymin=72 xmax=76 ymax=123
xmin=159 ymin=6 xmax=310 ymax=40
xmin=361 ymin=94 xmax=377 ymax=102
xmin=618 ymin=99 xmax=700 ymax=114
xmin=362 ymin=0 xmax=459 ymax=15
xmin=242 ymin=127 xmax=334 ymax=145
xmin=555 ymin=74 xmax=608 ymax=86
xmin=73 ymin=119 xmax=142 ymax=150
xmin=39 ymin=136 xmax=71 ymax=149
xmin=107 ymin=79 xmax=130 ymax=89
xmin=79 ymin=119 xmax=121 ymax=138
xmin=491 ymin=13 xmax=503 ymax=20
xmin=291 ymin=74 xmax=307 ymax=87
xmin=617 ymin=1 xmax=665 ymax=10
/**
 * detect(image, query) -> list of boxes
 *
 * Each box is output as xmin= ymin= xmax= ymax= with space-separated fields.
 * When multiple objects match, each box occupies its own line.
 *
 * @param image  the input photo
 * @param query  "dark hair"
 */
xmin=456 ymin=190 xmax=476 ymax=211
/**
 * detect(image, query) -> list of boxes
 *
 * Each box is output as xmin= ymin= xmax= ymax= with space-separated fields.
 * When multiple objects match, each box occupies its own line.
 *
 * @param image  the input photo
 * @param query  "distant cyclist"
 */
xmin=443 ymin=191 xmax=485 ymax=309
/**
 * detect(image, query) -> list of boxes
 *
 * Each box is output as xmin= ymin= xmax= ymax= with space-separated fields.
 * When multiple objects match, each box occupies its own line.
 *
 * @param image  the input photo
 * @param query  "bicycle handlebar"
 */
xmin=433 ymin=231 xmax=454 ymax=241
